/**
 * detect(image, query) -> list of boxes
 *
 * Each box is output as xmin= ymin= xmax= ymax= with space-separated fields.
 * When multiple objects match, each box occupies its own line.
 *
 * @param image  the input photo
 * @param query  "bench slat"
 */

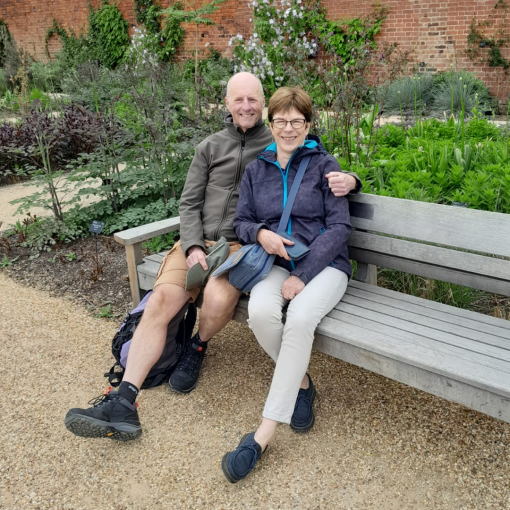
xmin=349 ymin=194 xmax=510 ymax=256
xmin=334 ymin=302 xmax=510 ymax=365
xmin=349 ymin=247 xmax=510 ymax=296
xmin=328 ymin=305 xmax=510 ymax=372
xmin=315 ymin=316 xmax=510 ymax=396
xmin=349 ymin=280 xmax=510 ymax=328
xmin=324 ymin=309 xmax=510 ymax=378
xmin=313 ymin=319 xmax=510 ymax=423
xmin=340 ymin=294 xmax=510 ymax=348
xmin=346 ymin=285 xmax=510 ymax=339
xmin=349 ymin=231 xmax=510 ymax=280
xmin=144 ymin=252 xmax=168 ymax=264
xmin=114 ymin=217 xmax=181 ymax=246
xmin=138 ymin=260 xmax=163 ymax=291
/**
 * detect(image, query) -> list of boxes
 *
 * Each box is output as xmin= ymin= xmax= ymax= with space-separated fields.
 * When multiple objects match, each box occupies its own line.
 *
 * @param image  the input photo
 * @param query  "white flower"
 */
xmin=269 ymin=19 xmax=274 ymax=24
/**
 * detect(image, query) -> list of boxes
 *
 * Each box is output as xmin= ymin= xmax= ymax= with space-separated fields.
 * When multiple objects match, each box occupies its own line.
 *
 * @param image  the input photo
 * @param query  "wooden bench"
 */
xmin=114 ymin=194 xmax=510 ymax=424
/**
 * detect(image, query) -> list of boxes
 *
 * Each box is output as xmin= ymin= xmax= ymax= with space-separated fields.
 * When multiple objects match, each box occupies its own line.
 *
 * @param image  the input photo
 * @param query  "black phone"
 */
xmin=277 ymin=232 xmax=310 ymax=261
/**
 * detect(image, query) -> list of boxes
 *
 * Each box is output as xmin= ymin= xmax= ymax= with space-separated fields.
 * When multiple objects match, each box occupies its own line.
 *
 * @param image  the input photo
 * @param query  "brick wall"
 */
xmin=0 ymin=0 xmax=508 ymax=102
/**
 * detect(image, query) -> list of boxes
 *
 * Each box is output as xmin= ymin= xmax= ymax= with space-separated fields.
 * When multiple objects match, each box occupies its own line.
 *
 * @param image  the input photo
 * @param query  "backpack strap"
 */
xmin=105 ymin=362 xmax=124 ymax=387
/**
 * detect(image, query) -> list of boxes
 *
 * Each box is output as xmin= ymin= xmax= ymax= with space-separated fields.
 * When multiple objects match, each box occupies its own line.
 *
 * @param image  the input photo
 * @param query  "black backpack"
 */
xmin=105 ymin=291 xmax=197 ymax=389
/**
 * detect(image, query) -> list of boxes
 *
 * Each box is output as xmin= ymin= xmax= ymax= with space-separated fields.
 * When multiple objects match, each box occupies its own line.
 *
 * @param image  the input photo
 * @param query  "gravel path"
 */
xmin=1 ymin=272 xmax=510 ymax=510
xmin=0 ymin=180 xmax=102 ymax=230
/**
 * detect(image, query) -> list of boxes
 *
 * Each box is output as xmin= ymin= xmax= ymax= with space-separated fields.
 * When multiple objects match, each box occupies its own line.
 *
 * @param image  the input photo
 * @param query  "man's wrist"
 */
xmin=186 ymin=245 xmax=205 ymax=257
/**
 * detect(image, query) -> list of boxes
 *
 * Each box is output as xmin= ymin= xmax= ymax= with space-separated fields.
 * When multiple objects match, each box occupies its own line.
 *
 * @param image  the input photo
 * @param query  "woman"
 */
xmin=221 ymin=87 xmax=353 ymax=483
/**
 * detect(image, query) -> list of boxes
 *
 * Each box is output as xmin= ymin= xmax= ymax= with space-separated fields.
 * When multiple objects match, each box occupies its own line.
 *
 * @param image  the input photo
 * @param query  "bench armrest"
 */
xmin=113 ymin=216 xmax=181 ymax=306
xmin=113 ymin=216 xmax=181 ymax=246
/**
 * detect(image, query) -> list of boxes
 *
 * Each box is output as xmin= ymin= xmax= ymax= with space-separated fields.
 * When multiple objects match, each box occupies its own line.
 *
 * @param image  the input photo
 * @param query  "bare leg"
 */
xmin=254 ymin=418 xmax=278 ymax=450
xmin=122 ymin=283 xmax=190 ymax=388
xmin=198 ymin=275 xmax=242 ymax=341
xmin=253 ymin=374 xmax=308 ymax=449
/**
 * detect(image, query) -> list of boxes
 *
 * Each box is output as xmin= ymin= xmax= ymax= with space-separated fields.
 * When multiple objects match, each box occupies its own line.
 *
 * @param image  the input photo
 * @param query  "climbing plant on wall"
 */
xmin=0 ymin=18 xmax=12 ymax=67
xmin=466 ymin=0 xmax=510 ymax=71
xmin=134 ymin=0 xmax=162 ymax=35
xmin=88 ymin=1 xmax=130 ymax=69
xmin=46 ymin=1 xmax=129 ymax=69
xmin=133 ymin=0 xmax=185 ymax=61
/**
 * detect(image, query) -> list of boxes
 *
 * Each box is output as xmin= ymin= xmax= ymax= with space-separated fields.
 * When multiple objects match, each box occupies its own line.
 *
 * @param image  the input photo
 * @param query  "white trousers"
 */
xmin=247 ymin=265 xmax=348 ymax=423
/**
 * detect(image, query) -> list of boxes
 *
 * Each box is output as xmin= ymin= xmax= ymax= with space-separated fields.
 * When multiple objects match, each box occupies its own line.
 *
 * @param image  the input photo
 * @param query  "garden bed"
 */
xmin=1 ymin=234 xmax=132 ymax=318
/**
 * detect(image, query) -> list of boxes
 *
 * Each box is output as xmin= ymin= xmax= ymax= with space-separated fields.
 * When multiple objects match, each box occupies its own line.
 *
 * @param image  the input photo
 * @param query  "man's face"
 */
xmin=225 ymin=75 xmax=265 ymax=132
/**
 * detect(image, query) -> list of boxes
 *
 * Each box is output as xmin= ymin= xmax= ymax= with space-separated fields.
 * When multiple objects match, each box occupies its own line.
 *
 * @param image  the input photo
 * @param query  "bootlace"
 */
xmin=87 ymin=388 xmax=115 ymax=407
xmin=234 ymin=444 xmax=259 ymax=473
xmin=178 ymin=343 xmax=203 ymax=374
xmin=295 ymin=391 xmax=312 ymax=410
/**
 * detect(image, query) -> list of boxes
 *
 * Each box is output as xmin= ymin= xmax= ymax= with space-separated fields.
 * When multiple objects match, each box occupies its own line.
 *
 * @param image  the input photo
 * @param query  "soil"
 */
xmin=1 ymin=234 xmax=133 ymax=319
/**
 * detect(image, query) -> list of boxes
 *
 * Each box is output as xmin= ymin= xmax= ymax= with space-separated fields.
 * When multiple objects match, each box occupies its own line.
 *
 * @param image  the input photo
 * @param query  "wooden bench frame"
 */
xmin=114 ymin=194 xmax=510 ymax=424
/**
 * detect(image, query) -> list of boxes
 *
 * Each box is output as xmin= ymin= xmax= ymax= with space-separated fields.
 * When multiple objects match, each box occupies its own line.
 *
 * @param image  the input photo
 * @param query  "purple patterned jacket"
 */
xmin=233 ymin=135 xmax=353 ymax=284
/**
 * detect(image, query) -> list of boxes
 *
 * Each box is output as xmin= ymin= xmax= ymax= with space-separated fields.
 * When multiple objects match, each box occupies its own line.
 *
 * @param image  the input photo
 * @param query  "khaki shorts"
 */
xmin=154 ymin=239 xmax=242 ymax=302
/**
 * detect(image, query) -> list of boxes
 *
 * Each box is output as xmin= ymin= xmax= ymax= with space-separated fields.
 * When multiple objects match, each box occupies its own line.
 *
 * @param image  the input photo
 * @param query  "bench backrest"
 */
xmin=347 ymin=194 xmax=510 ymax=296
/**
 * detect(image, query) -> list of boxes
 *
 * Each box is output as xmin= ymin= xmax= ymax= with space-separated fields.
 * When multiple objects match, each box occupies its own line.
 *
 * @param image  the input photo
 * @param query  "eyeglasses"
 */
xmin=271 ymin=118 xmax=307 ymax=129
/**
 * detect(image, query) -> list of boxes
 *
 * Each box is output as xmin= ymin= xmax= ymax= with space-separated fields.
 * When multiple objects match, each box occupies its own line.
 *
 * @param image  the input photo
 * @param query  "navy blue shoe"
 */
xmin=221 ymin=432 xmax=265 ymax=483
xmin=290 ymin=375 xmax=316 ymax=433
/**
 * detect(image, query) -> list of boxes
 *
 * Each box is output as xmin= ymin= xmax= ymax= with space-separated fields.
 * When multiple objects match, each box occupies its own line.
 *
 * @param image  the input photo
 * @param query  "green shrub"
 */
xmin=0 ymin=18 xmax=11 ymax=68
xmin=383 ymin=74 xmax=435 ymax=115
xmin=378 ymin=270 xmax=483 ymax=310
xmin=88 ymin=1 xmax=130 ymax=69
xmin=46 ymin=2 xmax=129 ymax=71
xmin=30 ymin=59 xmax=67 ymax=92
xmin=430 ymin=69 xmax=495 ymax=116
xmin=0 ymin=68 xmax=7 ymax=95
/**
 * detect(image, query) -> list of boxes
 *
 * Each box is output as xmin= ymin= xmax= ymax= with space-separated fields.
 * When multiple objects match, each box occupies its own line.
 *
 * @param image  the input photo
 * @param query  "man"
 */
xmin=64 ymin=72 xmax=360 ymax=441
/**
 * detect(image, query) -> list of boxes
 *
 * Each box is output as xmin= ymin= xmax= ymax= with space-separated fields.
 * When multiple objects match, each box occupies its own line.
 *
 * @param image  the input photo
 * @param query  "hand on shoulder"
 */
xmin=325 ymin=172 xmax=356 ymax=197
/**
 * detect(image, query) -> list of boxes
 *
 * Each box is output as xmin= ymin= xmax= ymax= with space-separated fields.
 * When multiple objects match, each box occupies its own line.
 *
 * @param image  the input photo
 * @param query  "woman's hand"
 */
xmin=282 ymin=276 xmax=305 ymax=300
xmin=256 ymin=229 xmax=293 ymax=260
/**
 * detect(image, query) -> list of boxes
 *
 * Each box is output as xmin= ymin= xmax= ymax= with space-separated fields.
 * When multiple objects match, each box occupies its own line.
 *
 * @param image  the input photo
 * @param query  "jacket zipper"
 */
xmin=212 ymin=134 xmax=246 ymax=240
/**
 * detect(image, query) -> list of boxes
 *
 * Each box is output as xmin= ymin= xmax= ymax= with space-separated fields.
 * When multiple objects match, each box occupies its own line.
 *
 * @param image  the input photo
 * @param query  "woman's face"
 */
xmin=270 ymin=107 xmax=310 ymax=158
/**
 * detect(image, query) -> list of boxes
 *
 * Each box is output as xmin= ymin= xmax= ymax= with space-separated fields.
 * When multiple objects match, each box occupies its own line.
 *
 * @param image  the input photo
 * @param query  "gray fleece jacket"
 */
xmin=179 ymin=115 xmax=273 ymax=255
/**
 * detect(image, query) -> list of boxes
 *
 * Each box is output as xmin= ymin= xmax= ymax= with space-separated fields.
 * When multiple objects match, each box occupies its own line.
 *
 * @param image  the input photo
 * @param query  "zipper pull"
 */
xmin=241 ymin=137 xmax=245 ymax=151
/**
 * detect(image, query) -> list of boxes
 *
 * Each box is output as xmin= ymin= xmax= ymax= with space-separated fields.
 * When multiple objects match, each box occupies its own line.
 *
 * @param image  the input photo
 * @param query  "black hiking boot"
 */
xmin=64 ymin=389 xmax=142 ymax=441
xmin=168 ymin=333 xmax=207 ymax=393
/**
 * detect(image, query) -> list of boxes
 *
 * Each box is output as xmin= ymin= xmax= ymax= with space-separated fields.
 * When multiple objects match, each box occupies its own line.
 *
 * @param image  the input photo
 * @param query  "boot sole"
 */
xmin=221 ymin=452 xmax=238 ymax=483
xmin=290 ymin=385 xmax=316 ymax=433
xmin=64 ymin=414 xmax=142 ymax=441
xmin=167 ymin=379 xmax=197 ymax=394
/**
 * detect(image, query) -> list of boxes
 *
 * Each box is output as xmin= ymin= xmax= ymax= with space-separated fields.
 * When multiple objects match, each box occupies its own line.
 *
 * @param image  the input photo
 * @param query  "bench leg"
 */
xmin=125 ymin=243 xmax=143 ymax=306
xmin=355 ymin=262 xmax=377 ymax=285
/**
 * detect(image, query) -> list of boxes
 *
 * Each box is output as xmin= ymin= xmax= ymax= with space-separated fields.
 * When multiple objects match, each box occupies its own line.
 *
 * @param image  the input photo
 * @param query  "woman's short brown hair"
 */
xmin=268 ymin=87 xmax=312 ymax=123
